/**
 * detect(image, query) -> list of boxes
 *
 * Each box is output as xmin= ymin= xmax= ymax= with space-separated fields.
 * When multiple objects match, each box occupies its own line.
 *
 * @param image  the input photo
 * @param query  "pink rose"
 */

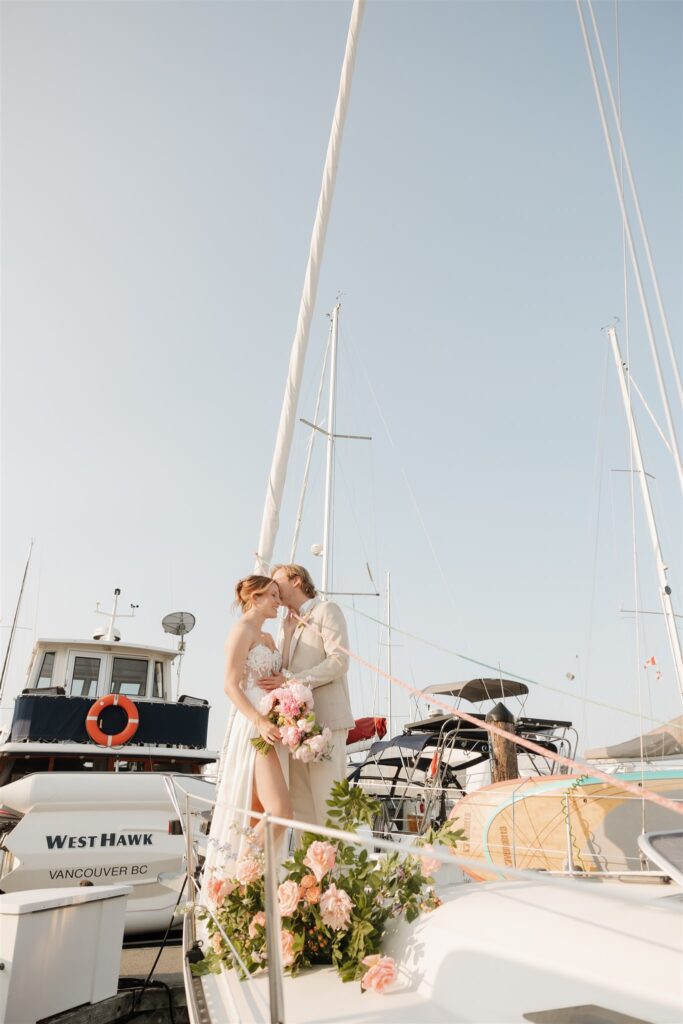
xmin=207 ymin=876 xmax=224 ymax=905
xmin=361 ymin=955 xmax=397 ymax=994
xmin=235 ymin=855 xmax=263 ymax=886
xmin=280 ymin=929 xmax=296 ymax=967
xmin=293 ymin=741 xmax=315 ymax=762
xmin=211 ymin=931 xmax=224 ymax=954
xmin=302 ymin=884 xmax=320 ymax=905
xmin=288 ymin=681 xmax=314 ymax=707
xmin=319 ymin=883 xmax=354 ymax=931
xmin=279 ymin=692 xmax=302 ymax=718
xmin=419 ymin=844 xmax=442 ymax=877
xmin=303 ymin=841 xmax=336 ymax=882
xmin=277 ymin=880 xmax=300 ymax=917
xmin=259 ymin=692 xmax=277 ymax=715
xmin=307 ymin=733 xmax=329 ymax=756
xmin=207 ymin=876 xmax=234 ymax=907
xmin=280 ymin=724 xmax=302 ymax=749
xmin=248 ymin=911 xmax=266 ymax=939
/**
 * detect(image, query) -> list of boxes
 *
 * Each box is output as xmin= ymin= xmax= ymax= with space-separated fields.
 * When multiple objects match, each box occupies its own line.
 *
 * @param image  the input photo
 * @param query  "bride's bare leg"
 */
xmin=251 ymin=748 xmax=292 ymax=850
xmin=250 ymin=786 xmax=264 ymax=829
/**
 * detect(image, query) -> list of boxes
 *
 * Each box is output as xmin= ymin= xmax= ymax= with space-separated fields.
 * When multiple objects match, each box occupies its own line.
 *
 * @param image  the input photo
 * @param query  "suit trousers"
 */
xmin=289 ymin=728 xmax=348 ymax=829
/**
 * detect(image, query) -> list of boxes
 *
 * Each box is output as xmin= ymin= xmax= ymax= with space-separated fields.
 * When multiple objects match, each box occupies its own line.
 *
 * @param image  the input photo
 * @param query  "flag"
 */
xmin=644 ymin=655 xmax=657 ymax=668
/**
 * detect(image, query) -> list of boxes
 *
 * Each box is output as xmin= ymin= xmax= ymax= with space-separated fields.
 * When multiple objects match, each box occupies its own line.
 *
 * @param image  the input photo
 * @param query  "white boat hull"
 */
xmin=0 ymin=772 xmax=214 ymax=934
xmin=186 ymin=877 xmax=683 ymax=1023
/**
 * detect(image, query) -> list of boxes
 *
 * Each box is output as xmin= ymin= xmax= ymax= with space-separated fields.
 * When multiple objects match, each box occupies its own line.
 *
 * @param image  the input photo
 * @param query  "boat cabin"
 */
xmin=0 ymin=638 xmax=216 ymax=786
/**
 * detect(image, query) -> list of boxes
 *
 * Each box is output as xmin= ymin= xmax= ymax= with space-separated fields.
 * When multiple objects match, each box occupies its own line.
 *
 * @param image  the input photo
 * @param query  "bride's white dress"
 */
xmin=202 ymin=643 xmax=283 ymax=890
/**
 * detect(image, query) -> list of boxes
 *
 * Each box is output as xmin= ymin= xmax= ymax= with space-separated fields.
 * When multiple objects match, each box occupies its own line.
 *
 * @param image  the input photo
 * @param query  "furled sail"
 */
xmin=254 ymin=0 xmax=365 ymax=573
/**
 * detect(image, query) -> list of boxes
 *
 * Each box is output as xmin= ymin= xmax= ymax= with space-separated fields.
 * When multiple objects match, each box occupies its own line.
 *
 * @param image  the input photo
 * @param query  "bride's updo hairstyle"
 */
xmin=234 ymin=575 xmax=275 ymax=612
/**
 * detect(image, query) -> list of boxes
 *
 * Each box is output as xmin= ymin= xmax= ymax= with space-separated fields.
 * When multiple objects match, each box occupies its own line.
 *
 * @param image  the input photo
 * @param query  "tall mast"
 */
xmin=607 ymin=326 xmax=683 ymax=703
xmin=386 ymin=570 xmax=392 ymax=735
xmin=254 ymin=0 xmax=365 ymax=572
xmin=0 ymin=539 xmax=34 ymax=706
xmin=321 ymin=303 xmax=340 ymax=596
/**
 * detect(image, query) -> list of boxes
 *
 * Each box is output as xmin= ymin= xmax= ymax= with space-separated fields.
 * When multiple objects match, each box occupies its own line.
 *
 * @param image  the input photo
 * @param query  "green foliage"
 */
xmin=200 ymin=784 xmax=465 ymax=987
xmin=325 ymin=778 xmax=381 ymax=832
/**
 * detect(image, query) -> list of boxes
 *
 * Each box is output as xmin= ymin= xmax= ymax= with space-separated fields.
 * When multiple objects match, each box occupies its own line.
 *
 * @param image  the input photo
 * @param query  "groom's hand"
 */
xmin=258 ymin=672 xmax=286 ymax=692
xmin=283 ymin=609 xmax=298 ymax=636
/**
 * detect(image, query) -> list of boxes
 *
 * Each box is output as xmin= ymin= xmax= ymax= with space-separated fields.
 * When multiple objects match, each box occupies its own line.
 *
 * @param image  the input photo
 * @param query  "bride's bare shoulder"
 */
xmin=224 ymin=619 xmax=256 ymax=653
xmin=258 ymin=631 xmax=277 ymax=652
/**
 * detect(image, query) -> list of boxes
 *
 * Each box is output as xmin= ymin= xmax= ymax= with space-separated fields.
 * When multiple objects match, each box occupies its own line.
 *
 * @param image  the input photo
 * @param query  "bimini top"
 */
xmin=422 ymin=678 xmax=529 ymax=703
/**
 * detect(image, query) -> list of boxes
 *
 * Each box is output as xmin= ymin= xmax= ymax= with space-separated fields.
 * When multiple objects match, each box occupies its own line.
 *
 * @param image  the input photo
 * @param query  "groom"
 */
xmin=264 ymin=563 xmax=355 ymax=828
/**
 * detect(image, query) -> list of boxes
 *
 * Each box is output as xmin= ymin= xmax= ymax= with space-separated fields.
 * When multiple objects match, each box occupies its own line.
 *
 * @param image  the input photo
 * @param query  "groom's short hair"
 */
xmin=272 ymin=563 xmax=317 ymax=599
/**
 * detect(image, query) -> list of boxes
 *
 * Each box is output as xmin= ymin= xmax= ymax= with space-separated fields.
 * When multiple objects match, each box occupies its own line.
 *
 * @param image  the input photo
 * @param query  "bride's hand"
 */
xmin=256 ymin=715 xmax=280 ymax=745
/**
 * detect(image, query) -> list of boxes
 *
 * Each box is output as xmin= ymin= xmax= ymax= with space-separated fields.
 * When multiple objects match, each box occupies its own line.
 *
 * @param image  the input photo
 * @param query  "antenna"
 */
xmin=162 ymin=611 xmax=196 ymax=699
xmin=93 ymin=588 xmax=137 ymax=642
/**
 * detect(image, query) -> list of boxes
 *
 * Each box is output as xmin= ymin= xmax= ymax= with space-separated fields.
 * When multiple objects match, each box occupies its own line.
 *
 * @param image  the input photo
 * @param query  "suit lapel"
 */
xmin=288 ymin=598 xmax=320 ymax=664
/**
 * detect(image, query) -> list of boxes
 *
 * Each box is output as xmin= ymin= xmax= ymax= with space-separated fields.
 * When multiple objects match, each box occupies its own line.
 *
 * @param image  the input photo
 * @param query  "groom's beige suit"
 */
xmin=287 ymin=597 xmax=355 ymax=827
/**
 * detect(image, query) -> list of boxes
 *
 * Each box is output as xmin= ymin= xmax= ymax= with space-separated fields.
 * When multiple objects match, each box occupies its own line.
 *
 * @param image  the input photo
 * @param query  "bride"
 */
xmin=202 ymin=575 xmax=293 ymax=891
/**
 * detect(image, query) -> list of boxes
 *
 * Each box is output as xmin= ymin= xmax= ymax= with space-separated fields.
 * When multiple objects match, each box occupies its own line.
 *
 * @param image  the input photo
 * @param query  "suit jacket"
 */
xmin=287 ymin=598 xmax=355 ymax=733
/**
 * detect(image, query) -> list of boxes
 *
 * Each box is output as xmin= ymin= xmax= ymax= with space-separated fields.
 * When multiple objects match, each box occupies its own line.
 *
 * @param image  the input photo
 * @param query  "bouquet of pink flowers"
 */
xmin=196 ymin=780 xmax=465 ymax=990
xmin=252 ymin=680 xmax=333 ymax=762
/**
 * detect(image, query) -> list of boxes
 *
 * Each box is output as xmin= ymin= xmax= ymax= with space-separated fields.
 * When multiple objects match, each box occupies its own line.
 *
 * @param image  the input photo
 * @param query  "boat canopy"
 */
xmin=422 ymin=678 xmax=529 ymax=703
xmin=585 ymin=715 xmax=683 ymax=760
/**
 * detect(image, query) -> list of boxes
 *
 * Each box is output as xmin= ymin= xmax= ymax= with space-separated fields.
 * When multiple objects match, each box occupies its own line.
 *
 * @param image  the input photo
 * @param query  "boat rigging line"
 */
xmin=575 ymin=0 xmax=683 ymax=491
xmin=335 ymin=599 xmax=674 ymax=729
xmin=295 ymin=614 xmax=683 ymax=817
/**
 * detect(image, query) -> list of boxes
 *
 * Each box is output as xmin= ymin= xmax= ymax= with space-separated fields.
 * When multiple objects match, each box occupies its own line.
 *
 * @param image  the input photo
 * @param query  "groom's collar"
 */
xmin=297 ymin=596 xmax=319 ymax=617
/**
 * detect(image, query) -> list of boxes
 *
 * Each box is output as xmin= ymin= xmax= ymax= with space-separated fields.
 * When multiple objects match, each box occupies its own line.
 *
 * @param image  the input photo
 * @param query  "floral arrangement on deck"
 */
xmin=196 ymin=780 xmax=464 ymax=991
xmin=252 ymin=680 xmax=333 ymax=763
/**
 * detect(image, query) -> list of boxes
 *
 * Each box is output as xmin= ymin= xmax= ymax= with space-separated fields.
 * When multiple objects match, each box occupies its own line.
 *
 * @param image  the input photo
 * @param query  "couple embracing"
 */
xmin=203 ymin=564 xmax=354 ymax=886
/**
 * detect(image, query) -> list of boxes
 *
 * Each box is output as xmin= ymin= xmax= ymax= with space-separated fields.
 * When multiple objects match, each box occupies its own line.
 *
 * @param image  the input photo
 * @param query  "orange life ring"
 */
xmin=85 ymin=693 xmax=140 ymax=747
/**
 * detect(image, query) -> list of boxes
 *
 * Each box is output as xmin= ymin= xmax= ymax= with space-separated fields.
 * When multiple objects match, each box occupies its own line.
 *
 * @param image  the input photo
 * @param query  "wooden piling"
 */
xmin=485 ymin=702 xmax=519 ymax=783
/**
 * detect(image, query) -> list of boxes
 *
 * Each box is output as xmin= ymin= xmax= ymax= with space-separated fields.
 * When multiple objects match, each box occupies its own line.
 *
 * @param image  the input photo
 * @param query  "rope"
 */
xmin=575 ymin=0 xmax=683 ymax=490
xmin=290 ymin=329 xmax=331 ymax=562
xmin=290 ymin=612 xmax=683 ymax=818
xmin=587 ymin=0 xmax=683 ymax=407
xmin=334 ymin=600 xmax=672 ymax=729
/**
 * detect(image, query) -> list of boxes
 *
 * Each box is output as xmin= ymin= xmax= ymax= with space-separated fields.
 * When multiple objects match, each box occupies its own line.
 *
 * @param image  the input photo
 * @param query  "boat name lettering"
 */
xmin=48 ymin=865 xmax=149 ymax=880
xmin=45 ymin=832 xmax=154 ymax=850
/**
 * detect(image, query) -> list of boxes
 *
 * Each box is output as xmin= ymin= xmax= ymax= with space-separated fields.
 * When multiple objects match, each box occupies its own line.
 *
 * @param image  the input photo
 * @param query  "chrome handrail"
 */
xmin=263 ymin=814 xmax=285 ymax=1024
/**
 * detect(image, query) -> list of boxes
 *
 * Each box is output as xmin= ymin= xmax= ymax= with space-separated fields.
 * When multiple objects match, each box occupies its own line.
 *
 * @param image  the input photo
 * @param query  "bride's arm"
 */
xmin=224 ymin=625 xmax=280 ymax=745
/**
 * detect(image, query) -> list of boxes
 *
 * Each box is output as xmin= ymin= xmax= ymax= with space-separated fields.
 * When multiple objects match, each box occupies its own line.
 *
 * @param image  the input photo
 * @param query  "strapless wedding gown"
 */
xmin=202 ymin=643 xmax=283 ymax=889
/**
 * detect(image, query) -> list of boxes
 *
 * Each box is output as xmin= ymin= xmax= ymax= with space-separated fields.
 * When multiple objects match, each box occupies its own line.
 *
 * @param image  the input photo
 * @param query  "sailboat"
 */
xmin=178 ymin=1 xmax=683 ymax=1020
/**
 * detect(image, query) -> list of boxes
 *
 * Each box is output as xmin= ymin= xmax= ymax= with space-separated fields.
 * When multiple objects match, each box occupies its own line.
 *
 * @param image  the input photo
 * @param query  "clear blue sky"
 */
xmin=2 ymin=1 xmax=681 ymax=753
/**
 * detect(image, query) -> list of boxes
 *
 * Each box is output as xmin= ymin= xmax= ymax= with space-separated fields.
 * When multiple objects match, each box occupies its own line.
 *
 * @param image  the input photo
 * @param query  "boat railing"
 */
xmin=162 ymin=774 xmax=680 ymax=1024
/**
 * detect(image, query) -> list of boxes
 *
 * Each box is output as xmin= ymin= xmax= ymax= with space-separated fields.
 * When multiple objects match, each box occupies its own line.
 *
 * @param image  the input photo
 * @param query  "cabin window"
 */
xmin=110 ymin=657 xmax=148 ymax=697
xmin=70 ymin=656 xmax=101 ymax=697
xmin=114 ymin=759 xmax=148 ymax=773
xmin=36 ymin=652 xmax=56 ymax=688
xmin=153 ymin=661 xmax=164 ymax=699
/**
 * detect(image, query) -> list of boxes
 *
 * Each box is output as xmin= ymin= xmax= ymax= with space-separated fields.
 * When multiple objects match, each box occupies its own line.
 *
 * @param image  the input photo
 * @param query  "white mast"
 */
xmin=321 ymin=303 xmax=340 ymax=596
xmin=254 ymin=0 xmax=365 ymax=572
xmin=386 ymin=570 xmax=392 ymax=735
xmin=607 ymin=326 xmax=683 ymax=703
